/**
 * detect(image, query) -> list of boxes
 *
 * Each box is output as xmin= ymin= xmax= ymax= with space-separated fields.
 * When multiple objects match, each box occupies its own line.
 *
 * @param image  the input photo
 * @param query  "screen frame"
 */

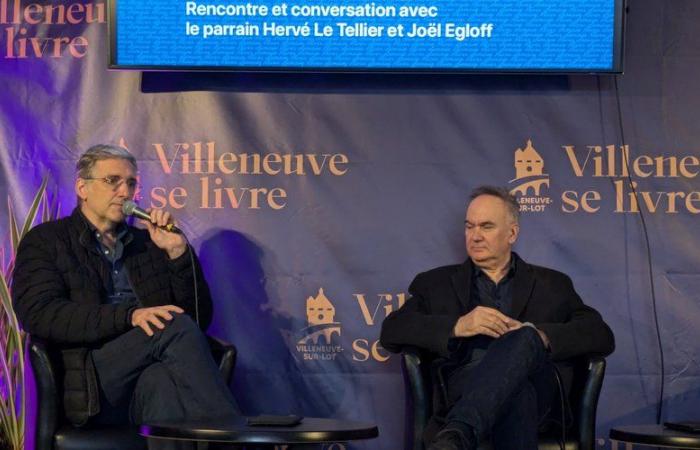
xmin=108 ymin=0 xmax=627 ymax=74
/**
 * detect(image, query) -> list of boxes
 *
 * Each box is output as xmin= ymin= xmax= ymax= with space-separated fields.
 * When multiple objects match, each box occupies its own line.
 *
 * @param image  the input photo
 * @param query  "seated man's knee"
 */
xmin=153 ymin=313 xmax=206 ymax=347
xmin=507 ymin=326 xmax=543 ymax=353
xmin=164 ymin=312 xmax=200 ymax=334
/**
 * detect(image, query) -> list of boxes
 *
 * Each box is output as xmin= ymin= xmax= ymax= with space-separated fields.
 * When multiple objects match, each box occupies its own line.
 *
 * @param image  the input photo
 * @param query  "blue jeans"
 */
xmin=90 ymin=314 xmax=239 ymax=449
xmin=443 ymin=327 xmax=557 ymax=450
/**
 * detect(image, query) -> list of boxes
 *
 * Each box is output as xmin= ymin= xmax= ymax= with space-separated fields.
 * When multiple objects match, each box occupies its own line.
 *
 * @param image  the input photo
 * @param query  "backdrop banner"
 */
xmin=1 ymin=1 xmax=699 ymax=449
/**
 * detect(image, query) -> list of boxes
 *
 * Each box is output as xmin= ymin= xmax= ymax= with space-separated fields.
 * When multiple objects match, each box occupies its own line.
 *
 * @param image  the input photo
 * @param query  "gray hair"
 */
xmin=469 ymin=185 xmax=520 ymax=224
xmin=76 ymin=144 xmax=137 ymax=179
xmin=75 ymin=144 xmax=137 ymax=205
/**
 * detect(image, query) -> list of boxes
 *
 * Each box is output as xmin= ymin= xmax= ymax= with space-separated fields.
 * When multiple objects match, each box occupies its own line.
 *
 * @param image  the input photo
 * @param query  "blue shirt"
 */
xmin=92 ymin=224 xmax=138 ymax=305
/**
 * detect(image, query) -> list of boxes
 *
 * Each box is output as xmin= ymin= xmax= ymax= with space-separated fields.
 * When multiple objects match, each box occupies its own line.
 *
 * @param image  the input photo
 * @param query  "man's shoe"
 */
xmin=428 ymin=428 xmax=469 ymax=450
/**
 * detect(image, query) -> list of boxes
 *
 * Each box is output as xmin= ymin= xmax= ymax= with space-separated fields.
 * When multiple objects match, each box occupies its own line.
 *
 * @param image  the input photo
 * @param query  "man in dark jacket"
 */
xmin=12 ymin=145 xmax=238 ymax=446
xmin=380 ymin=186 xmax=614 ymax=450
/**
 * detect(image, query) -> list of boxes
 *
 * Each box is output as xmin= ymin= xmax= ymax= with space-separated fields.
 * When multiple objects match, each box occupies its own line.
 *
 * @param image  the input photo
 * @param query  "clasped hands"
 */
xmin=453 ymin=306 xmax=550 ymax=348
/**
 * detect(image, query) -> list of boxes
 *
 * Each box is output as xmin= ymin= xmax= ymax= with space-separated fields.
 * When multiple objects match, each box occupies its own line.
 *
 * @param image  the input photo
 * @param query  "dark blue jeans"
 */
xmin=90 ymin=314 xmax=239 ymax=449
xmin=443 ymin=327 xmax=557 ymax=450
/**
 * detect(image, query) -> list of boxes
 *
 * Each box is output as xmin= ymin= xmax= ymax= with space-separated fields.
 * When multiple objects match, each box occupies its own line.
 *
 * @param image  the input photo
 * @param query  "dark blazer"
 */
xmin=380 ymin=253 xmax=614 ymax=408
xmin=12 ymin=208 xmax=212 ymax=426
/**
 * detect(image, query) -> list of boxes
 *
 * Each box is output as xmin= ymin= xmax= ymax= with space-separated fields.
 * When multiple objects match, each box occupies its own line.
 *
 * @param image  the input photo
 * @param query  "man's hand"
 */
xmin=131 ymin=305 xmax=184 ymax=336
xmin=140 ymin=208 xmax=187 ymax=259
xmin=453 ymin=306 xmax=516 ymax=338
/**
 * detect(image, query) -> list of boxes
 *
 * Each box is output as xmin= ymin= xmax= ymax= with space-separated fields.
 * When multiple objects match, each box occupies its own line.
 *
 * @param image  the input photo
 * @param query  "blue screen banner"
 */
xmin=110 ymin=0 xmax=624 ymax=72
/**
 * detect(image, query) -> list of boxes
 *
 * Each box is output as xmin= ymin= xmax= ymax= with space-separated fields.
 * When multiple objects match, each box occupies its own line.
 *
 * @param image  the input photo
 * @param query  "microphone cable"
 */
xmin=181 ymin=231 xmax=200 ymax=327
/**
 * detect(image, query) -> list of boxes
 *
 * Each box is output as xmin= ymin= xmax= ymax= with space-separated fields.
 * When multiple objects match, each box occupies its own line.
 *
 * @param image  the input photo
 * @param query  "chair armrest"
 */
xmin=576 ymin=356 xmax=606 ymax=450
xmin=206 ymin=335 xmax=237 ymax=384
xmin=401 ymin=346 xmax=431 ymax=450
xmin=29 ymin=337 xmax=60 ymax=450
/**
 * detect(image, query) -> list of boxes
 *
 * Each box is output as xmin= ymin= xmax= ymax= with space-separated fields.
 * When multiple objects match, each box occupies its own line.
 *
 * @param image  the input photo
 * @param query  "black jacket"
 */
xmin=12 ymin=208 xmax=212 ymax=426
xmin=380 ymin=254 xmax=614 ymax=428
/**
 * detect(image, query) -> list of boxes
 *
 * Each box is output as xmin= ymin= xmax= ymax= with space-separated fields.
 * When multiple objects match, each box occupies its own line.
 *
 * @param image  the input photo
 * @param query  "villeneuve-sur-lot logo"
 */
xmin=508 ymin=139 xmax=700 ymax=215
xmin=293 ymin=288 xmax=405 ymax=363
xmin=295 ymin=288 xmax=343 ymax=361
xmin=508 ymin=139 xmax=552 ymax=213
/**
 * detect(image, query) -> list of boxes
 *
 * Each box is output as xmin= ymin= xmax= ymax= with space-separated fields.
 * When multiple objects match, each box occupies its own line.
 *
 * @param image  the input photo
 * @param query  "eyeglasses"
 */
xmin=83 ymin=175 xmax=139 ymax=191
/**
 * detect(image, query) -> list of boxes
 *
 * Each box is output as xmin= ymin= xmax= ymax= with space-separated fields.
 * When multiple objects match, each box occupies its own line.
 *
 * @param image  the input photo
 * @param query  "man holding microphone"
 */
xmin=12 ymin=144 xmax=239 ymax=448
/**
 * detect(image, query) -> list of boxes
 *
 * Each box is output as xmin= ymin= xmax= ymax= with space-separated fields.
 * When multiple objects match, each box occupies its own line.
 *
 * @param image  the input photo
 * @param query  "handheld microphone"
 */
xmin=122 ymin=200 xmax=182 ymax=234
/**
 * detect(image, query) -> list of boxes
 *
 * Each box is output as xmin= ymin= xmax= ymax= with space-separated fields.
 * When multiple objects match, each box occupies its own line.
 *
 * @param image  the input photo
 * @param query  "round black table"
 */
xmin=610 ymin=425 xmax=700 ymax=449
xmin=141 ymin=416 xmax=378 ymax=446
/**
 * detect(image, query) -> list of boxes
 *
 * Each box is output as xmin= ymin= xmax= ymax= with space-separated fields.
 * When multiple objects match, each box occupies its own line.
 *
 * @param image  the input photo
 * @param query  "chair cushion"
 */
xmin=54 ymin=424 xmax=147 ymax=450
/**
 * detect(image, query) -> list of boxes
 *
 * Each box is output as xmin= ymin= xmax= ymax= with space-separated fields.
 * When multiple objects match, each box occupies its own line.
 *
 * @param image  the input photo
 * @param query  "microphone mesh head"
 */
xmin=122 ymin=200 xmax=137 ymax=216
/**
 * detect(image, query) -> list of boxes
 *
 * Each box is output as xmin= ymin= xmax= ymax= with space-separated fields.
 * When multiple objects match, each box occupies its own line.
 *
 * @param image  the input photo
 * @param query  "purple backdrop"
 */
xmin=1 ymin=1 xmax=700 ymax=449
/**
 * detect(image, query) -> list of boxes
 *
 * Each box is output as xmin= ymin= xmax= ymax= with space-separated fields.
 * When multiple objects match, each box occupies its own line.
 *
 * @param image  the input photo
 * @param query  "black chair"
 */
xmin=401 ymin=347 xmax=606 ymax=450
xmin=29 ymin=335 xmax=237 ymax=450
